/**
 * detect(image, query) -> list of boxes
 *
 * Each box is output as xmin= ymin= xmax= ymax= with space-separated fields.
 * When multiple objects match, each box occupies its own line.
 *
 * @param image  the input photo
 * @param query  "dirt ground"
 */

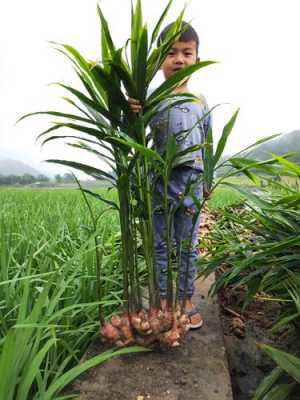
xmin=71 ymin=333 xmax=228 ymax=400
xmin=67 ymin=277 xmax=232 ymax=400
xmin=218 ymin=285 xmax=300 ymax=400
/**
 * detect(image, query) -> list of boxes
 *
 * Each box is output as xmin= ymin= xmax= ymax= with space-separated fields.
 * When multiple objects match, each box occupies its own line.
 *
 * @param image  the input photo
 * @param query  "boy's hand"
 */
xmin=128 ymin=96 xmax=142 ymax=113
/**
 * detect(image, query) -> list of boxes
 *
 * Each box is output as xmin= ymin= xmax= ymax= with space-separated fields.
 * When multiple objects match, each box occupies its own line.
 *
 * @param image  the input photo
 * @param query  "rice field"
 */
xmin=0 ymin=186 xmax=242 ymax=398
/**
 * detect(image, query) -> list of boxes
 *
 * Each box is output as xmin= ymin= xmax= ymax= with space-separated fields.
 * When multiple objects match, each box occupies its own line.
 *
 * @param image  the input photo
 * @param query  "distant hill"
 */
xmin=247 ymin=130 xmax=300 ymax=162
xmin=217 ymin=130 xmax=300 ymax=177
xmin=0 ymin=157 xmax=40 ymax=176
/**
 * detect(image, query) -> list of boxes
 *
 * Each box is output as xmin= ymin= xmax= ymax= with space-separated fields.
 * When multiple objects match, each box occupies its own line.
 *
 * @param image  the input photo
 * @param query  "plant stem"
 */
xmin=164 ymin=178 xmax=174 ymax=310
xmin=136 ymin=159 xmax=155 ymax=309
xmin=132 ymin=214 xmax=143 ymax=310
xmin=135 ymin=115 xmax=159 ymax=309
xmin=117 ymin=171 xmax=137 ymax=313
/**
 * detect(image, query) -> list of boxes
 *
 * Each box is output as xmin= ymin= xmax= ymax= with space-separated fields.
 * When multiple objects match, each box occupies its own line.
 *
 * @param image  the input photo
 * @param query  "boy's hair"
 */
xmin=157 ymin=21 xmax=199 ymax=54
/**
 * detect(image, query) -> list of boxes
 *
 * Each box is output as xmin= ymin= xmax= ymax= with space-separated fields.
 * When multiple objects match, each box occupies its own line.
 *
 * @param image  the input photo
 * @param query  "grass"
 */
xmin=208 ymin=186 xmax=244 ymax=209
xmin=219 ymin=175 xmax=257 ymax=187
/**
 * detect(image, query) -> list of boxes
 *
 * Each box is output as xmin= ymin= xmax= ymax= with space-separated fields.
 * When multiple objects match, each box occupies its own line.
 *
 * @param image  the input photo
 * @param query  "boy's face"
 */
xmin=161 ymin=40 xmax=199 ymax=81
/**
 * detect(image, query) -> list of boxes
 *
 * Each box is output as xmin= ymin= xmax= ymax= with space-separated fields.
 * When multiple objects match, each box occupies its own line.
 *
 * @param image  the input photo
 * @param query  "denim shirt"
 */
xmin=149 ymin=93 xmax=211 ymax=171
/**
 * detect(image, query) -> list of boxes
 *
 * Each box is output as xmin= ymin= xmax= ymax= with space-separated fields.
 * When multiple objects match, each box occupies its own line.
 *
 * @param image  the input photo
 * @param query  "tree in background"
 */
xmin=55 ymin=174 xmax=62 ymax=184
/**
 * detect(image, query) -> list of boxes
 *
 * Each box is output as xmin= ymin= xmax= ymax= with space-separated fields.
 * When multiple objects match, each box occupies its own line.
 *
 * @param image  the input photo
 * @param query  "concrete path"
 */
xmin=72 ymin=274 xmax=233 ymax=400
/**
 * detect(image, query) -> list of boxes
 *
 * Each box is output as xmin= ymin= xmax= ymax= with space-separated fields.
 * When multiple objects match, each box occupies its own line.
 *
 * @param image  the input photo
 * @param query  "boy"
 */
xmin=128 ymin=21 xmax=211 ymax=328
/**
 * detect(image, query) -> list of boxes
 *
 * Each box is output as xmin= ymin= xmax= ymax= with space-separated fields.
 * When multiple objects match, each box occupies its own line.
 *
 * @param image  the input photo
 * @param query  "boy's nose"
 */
xmin=174 ymin=53 xmax=184 ymax=64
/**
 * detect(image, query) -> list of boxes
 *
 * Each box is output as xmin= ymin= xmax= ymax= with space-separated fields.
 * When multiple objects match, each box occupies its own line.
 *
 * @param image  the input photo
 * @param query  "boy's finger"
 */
xmin=128 ymin=97 xmax=141 ymax=105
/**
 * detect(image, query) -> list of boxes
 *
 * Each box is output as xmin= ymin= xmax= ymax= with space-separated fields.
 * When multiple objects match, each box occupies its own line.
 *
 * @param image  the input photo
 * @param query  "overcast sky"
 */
xmin=1 ymin=0 xmax=300 ymax=176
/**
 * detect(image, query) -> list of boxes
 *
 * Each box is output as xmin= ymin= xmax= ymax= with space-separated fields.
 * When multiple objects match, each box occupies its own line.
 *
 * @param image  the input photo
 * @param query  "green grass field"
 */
xmin=208 ymin=186 xmax=243 ymax=209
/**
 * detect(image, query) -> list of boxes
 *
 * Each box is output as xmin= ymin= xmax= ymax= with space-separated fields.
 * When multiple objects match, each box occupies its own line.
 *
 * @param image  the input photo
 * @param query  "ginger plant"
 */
xmin=20 ymin=0 xmax=278 ymax=347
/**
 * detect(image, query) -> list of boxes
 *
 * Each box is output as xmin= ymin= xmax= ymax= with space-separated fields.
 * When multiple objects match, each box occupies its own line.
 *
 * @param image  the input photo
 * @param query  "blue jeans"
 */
xmin=153 ymin=166 xmax=203 ymax=299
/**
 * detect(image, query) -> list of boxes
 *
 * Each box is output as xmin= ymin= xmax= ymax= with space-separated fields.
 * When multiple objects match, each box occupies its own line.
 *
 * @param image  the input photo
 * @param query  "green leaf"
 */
xmin=272 ymin=154 xmax=300 ymax=177
xmin=46 ymin=159 xmax=116 ymax=184
xmin=110 ymin=59 xmax=136 ymax=97
xmin=259 ymin=344 xmax=300 ymax=383
xmin=51 ymin=43 xmax=108 ymax=107
xmin=146 ymin=5 xmax=187 ymax=85
xmin=231 ymin=134 xmax=281 ymax=158
xmin=131 ymin=0 xmax=143 ymax=76
xmin=227 ymin=158 xmax=261 ymax=184
xmin=67 ymin=141 xmax=115 ymax=171
xmin=215 ymin=133 xmax=282 ymax=171
xmin=17 ymin=110 xmax=105 ymax=128
xmin=253 ymin=366 xmax=283 ymax=400
xmin=39 ymin=122 xmax=106 ymax=145
xmin=54 ymin=83 xmax=125 ymax=128
xmin=150 ymin=0 xmax=173 ymax=48
xmin=0 ymin=330 xmax=17 ymax=400
xmin=16 ymin=338 xmax=57 ymax=400
xmin=108 ymin=136 xmax=164 ymax=163
xmin=203 ymin=126 xmax=214 ymax=190
xmin=175 ymin=143 xmax=207 ymax=162
xmin=214 ymin=109 xmax=239 ymax=166
xmin=270 ymin=312 xmax=300 ymax=333
xmin=90 ymin=65 xmax=134 ymax=118
xmin=261 ymin=383 xmax=295 ymax=400
xmin=228 ymin=157 xmax=280 ymax=176
xmin=63 ymin=44 xmax=108 ymax=104
xmin=221 ymin=182 xmax=272 ymax=210
xmin=165 ymin=134 xmax=178 ymax=169
xmin=147 ymin=61 xmax=216 ymax=104
xmin=62 ymin=96 xmax=101 ymax=122
xmin=81 ymin=189 xmax=119 ymax=211
xmin=97 ymin=4 xmax=116 ymax=56
xmin=74 ymin=67 xmax=105 ymax=106
xmin=0 ymin=272 xmax=55 ymax=287
xmin=135 ymin=25 xmax=148 ymax=100
xmin=143 ymin=96 xmax=197 ymax=125
xmin=100 ymin=26 xmax=111 ymax=68
xmin=221 ymin=158 xmax=281 ymax=185
xmin=275 ymin=193 xmax=300 ymax=207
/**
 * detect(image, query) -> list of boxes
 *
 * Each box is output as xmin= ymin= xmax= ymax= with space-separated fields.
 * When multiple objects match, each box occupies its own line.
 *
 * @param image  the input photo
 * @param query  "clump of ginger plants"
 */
xmin=20 ymin=0 xmax=281 ymax=348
